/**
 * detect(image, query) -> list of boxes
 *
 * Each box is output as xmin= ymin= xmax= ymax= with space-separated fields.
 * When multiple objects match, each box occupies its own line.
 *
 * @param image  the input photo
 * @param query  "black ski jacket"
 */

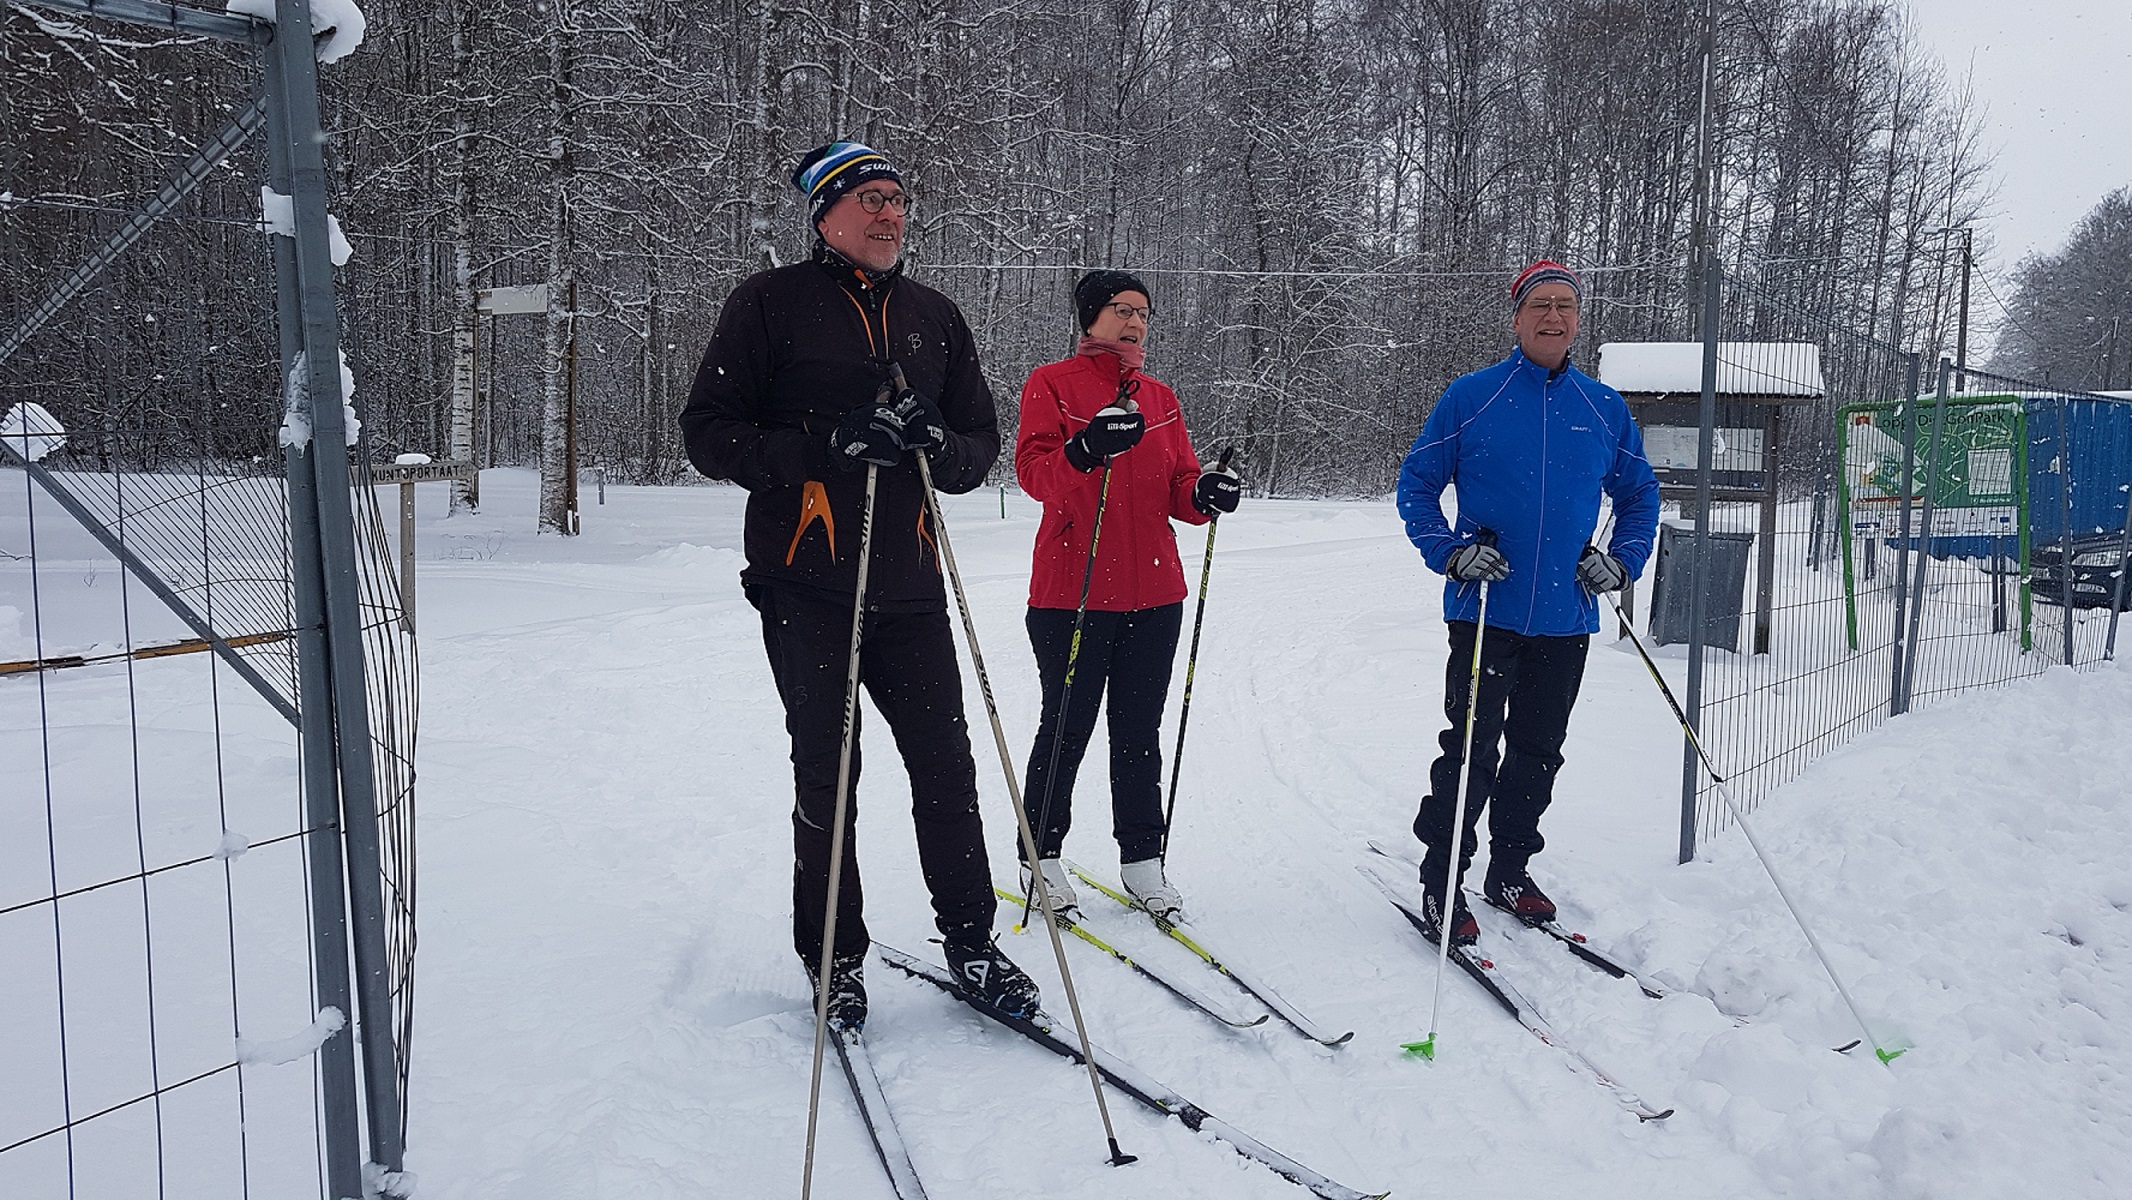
xmin=681 ymin=246 xmax=1000 ymax=612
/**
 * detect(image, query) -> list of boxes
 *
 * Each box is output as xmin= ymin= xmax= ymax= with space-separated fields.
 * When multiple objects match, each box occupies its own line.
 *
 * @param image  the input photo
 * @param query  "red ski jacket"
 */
xmin=1016 ymin=352 xmax=1209 ymax=612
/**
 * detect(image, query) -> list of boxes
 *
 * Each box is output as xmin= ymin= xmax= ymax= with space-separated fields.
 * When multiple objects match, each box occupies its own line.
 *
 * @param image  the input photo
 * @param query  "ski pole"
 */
xmin=1159 ymin=445 xmax=1238 ymax=862
xmin=799 ymin=460 xmax=878 ymax=1200
xmin=1022 ymin=381 xmax=1139 ymax=930
xmin=895 ymin=364 xmax=1136 ymax=1166
xmin=1413 ymin=529 xmax=1494 ymax=1062
xmin=1589 ymin=547 xmax=1904 ymax=1064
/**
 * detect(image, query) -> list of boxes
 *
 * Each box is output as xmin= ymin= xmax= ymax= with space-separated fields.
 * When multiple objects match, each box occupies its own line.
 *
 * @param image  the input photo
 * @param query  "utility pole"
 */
xmin=2107 ymin=314 xmax=2121 ymax=391
xmin=1925 ymin=226 xmax=1972 ymax=392
xmin=1955 ymin=228 xmax=1972 ymax=393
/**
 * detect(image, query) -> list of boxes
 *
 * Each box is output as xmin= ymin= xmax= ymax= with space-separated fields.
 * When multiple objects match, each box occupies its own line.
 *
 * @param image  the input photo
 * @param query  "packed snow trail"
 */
xmin=357 ymin=471 xmax=2132 ymax=1199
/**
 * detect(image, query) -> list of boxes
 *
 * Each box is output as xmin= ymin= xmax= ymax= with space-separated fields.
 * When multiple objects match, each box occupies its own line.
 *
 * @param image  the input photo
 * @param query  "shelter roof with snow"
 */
xmin=1597 ymin=341 xmax=1826 ymax=401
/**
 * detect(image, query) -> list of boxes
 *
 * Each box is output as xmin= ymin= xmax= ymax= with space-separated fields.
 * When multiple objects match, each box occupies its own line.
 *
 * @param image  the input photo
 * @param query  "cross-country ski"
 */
xmin=1357 ymin=863 xmax=1676 ymax=1122
xmin=1070 ymin=860 xmax=1356 ymax=1046
xmin=993 ymin=884 xmax=1269 ymax=1029
xmin=831 ymin=1025 xmax=931 ymax=1199
xmin=877 ymin=944 xmax=1388 ymax=1200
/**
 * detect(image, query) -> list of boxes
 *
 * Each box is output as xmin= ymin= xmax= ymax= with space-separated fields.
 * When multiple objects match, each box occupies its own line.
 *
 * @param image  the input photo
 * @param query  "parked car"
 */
xmin=2030 ymin=534 xmax=2132 ymax=610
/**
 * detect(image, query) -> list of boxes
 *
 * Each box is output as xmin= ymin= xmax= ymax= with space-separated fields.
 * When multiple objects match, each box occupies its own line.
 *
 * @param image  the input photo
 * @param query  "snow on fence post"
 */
xmin=264 ymin=1 xmax=407 ymax=1188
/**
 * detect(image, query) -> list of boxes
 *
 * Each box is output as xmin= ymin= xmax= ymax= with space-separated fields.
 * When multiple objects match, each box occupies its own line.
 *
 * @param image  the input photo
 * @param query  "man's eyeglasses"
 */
xmin=1520 ymin=298 xmax=1580 ymax=317
xmin=1103 ymin=301 xmax=1154 ymax=323
xmin=852 ymin=189 xmax=910 ymax=214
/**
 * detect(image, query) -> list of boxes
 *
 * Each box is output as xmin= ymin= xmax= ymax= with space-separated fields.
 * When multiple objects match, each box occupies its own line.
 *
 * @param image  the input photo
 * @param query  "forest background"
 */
xmin=6 ymin=0 xmax=2118 ymax=523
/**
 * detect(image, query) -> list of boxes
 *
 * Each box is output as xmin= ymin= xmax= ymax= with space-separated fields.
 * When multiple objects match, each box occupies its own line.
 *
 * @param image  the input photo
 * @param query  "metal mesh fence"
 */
xmin=1 ymin=7 xmax=418 ymax=1190
xmin=3 ymin=440 xmax=329 ymax=1198
xmin=1620 ymin=270 xmax=2132 ymax=850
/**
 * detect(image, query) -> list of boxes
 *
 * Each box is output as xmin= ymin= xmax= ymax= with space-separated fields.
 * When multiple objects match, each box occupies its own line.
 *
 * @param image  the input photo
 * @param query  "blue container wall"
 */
xmin=2026 ymin=397 xmax=2132 ymax=545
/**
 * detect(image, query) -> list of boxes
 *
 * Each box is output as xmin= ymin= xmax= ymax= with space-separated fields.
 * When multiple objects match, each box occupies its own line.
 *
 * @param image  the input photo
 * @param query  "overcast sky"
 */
xmin=1908 ymin=0 xmax=2132 ymax=277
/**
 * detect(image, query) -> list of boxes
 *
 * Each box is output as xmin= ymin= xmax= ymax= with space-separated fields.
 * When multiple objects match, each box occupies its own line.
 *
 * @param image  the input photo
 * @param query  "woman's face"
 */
xmin=1086 ymin=291 xmax=1152 ymax=345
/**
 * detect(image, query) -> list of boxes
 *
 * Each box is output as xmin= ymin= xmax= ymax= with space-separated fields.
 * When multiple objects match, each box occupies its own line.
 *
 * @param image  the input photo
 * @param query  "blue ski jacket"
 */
xmin=1397 ymin=348 xmax=1661 ymax=636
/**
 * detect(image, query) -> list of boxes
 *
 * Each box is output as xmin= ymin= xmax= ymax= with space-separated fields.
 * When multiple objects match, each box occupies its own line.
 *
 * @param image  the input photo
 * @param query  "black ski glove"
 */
xmin=1063 ymin=404 xmax=1144 ymax=472
xmin=890 ymin=390 xmax=948 ymax=454
xmin=1446 ymin=541 xmax=1510 ymax=582
xmin=828 ymin=402 xmax=907 ymax=470
xmin=1577 ymin=545 xmax=1628 ymax=593
xmin=1192 ymin=467 xmax=1241 ymax=515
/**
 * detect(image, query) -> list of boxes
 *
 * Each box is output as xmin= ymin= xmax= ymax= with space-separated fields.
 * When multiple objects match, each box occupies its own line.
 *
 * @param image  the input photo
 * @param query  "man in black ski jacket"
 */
xmin=681 ymin=141 xmax=1040 ymax=1030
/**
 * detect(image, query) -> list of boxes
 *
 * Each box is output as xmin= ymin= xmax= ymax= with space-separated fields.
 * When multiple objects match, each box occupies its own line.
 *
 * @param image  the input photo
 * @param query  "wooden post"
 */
xmin=564 ymin=277 xmax=581 ymax=534
xmin=1754 ymin=406 xmax=1780 ymax=653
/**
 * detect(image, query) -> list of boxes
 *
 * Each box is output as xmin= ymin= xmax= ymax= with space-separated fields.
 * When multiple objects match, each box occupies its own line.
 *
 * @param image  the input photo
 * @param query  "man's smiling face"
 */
xmin=818 ymin=184 xmax=906 ymax=272
xmin=1513 ymin=281 xmax=1580 ymax=370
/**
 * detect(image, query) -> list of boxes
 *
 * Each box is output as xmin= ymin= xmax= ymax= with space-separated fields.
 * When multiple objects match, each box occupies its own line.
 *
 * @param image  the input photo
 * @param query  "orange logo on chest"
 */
xmin=786 ymin=480 xmax=837 ymax=564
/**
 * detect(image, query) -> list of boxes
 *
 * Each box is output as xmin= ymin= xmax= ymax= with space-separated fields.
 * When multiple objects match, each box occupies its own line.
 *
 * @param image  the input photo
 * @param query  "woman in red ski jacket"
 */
xmin=1014 ymin=270 xmax=1241 ymax=922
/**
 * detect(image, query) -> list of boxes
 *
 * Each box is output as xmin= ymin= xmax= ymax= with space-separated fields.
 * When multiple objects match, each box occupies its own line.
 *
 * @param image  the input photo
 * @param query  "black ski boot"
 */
xmin=1419 ymin=887 xmax=1480 ymax=947
xmin=1419 ymin=853 xmax=1479 ymax=947
xmin=942 ymin=936 xmax=1042 ymax=1020
xmin=1484 ymin=865 xmax=1557 ymax=926
xmin=806 ymin=951 xmax=868 ymax=1032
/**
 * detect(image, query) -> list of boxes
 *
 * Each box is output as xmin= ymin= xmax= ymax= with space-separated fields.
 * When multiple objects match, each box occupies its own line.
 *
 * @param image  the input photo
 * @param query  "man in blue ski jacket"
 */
xmin=1395 ymin=260 xmax=1661 ymax=945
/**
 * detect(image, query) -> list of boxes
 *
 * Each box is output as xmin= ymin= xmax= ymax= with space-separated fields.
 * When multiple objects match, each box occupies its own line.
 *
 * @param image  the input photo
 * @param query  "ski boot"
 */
xmin=1019 ymin=857 xmax=1081 ymax=920
xmin=943 ymin=935 xmax=1043 ymax=1020
xmin=806 ymin=951 xmax=869 ymax=1032
xmin=1121 ymin=856 xmax=1186 ymax=923
xmin=1419 ymin=887 xmax=1480 ymax=947
xmin=1484 ymin=866 xmax=1558 ymax=926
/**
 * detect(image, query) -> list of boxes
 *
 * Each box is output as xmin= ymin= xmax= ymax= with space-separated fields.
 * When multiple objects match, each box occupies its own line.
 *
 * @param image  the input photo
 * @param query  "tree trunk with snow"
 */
xmin=539 ymin=0 xmax=577 ymax=535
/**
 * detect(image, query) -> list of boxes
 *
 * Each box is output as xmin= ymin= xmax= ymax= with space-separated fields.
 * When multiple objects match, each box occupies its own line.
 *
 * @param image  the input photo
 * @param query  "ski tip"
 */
xmin=1400 ymin=1037 xmax=1437 ymax=1061
xmin=1833 ymin=1038 xmax=1864 ymax=1054
xmin=1323 ymin=1030 xmax=1357 ymax=1046
xmin=1638 ymin=1107 xmax=1676 ymax=1122
xmin=1874 ymin=1044 xmax=1909 ymax=1065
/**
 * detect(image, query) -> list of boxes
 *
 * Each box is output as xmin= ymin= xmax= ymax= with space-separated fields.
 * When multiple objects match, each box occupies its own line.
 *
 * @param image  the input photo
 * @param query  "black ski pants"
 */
xmin=1413 ymin=620 xmax=1589 ymax=882
xmin=1021 ymin=602 xmax=1184 ymax=865
xmin=748 ymin=583 xmax=996 ymax=967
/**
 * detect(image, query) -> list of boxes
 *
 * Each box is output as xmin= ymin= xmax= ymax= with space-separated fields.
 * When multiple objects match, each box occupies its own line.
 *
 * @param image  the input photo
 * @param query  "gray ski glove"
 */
xmin=1446 ymin=541 xmax=1510 ymax=582
xmin=1576 ymin=545 xmax=1628 ymax=593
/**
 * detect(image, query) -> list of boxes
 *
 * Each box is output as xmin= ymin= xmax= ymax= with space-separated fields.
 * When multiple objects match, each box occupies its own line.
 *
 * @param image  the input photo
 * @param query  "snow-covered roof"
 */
xmin=1597 ymin=342 xmax=1826 ymax=397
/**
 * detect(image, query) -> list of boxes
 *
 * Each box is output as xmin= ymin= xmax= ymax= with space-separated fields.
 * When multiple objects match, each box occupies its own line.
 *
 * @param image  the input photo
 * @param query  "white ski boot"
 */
xmin=1019 ymin=858 xmax=1080 ymax=920
xmin=1121 ymin=857 xmax=1186 ymax=923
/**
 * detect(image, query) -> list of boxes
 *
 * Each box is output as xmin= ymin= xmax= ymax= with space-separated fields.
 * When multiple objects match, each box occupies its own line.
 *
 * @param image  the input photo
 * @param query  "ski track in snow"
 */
xmin=13 ymin=468 xmax=2128 ymax=1198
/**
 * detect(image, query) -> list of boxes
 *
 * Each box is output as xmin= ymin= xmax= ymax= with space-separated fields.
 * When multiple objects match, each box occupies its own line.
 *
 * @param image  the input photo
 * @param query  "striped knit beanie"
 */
xmin=791 ymin=142 xmax=902 ymax=226
xmin=1510 ymin=260 xmax=1584 ymax=309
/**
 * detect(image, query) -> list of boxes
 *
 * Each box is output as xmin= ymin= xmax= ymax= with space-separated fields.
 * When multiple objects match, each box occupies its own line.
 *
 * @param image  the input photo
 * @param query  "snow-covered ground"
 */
xmin=8 ymin=467 xmax=2130 ymax=1198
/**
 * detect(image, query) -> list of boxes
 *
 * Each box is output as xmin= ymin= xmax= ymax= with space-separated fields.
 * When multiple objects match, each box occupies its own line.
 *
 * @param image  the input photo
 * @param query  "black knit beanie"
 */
xmin=1074 ymin=270 xmax=1152 ymax=332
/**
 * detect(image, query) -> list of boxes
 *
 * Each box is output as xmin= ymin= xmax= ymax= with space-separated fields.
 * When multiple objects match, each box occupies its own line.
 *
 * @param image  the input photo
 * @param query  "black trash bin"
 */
xmin=1648 ymin=519 xmax=1755 ymax=651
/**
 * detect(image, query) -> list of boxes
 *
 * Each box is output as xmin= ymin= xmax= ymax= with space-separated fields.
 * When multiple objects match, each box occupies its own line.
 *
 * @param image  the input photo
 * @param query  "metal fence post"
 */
xmin=1899 ymin=361 xmax=1954 ymax=710
xmin=2106 ymin=471 xmax=2132 ymax=658
xmin=2059 ymin=396 xmax=2078 ymax=665
xmin=1888 ymin=354 xmax=1922 ymax=715
xmin=1680 ymin=257 xmax=1720 ymax=864
xmin=268 ymin=0 xmax=405 ymax=1178
xmin=260 ymin=31 xmax=365 ymax=1200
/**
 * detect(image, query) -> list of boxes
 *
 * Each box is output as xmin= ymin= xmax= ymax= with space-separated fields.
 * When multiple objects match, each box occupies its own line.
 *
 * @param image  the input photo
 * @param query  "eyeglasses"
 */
xmin=1103 ymin=301 xmax=1154 ymax=323
xmin=1519 ymin=298 xmax=1580 ymax=316
xmin=852 ymin=189 xmax=910 ymax=214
